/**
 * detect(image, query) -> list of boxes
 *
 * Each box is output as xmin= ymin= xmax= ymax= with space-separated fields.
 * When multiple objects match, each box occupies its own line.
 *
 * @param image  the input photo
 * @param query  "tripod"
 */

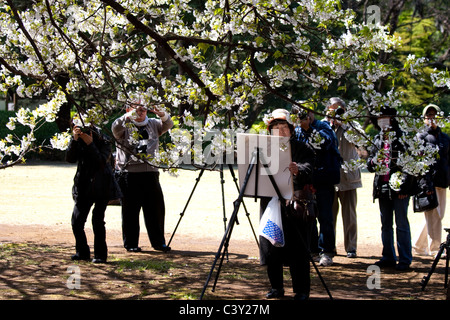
xmin=167 ymin=163 xmax=259 ymax=249
xmin=421 ymin=228 xmax=450 ymax=291
xmin=199 ymin=147 xmax=332 ymax=300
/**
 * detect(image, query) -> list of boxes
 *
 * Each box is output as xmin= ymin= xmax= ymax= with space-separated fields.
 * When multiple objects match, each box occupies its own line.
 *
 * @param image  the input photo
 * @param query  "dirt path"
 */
xmin=0 ymin=162 xmax=449 ymax=301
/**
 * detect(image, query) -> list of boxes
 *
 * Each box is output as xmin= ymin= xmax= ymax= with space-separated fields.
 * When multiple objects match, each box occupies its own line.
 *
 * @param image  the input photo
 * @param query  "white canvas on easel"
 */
xmin=236 ymin=133 xmax=293 ymax=200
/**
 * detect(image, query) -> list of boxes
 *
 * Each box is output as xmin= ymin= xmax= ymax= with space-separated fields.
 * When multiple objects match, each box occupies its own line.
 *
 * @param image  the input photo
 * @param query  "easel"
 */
xmin=167 ymin=162 xmax=259 ymax=249
xmin=199 ymin=147 xmax=333 ymax=300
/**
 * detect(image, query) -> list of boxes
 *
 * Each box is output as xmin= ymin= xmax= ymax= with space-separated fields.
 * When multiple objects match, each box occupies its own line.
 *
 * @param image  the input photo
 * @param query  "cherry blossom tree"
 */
xmin=0 ymin=0 xmax=449 ymax=175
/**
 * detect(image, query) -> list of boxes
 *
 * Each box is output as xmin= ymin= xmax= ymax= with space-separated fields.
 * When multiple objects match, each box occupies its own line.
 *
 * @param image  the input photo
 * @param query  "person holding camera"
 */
xmin=66 ymin=118 xmax=119 ymax=263
xmin=112 ymin=99 xmax=173 ymax=253
xmin=325 ymin=97 xmax=362 ymax=258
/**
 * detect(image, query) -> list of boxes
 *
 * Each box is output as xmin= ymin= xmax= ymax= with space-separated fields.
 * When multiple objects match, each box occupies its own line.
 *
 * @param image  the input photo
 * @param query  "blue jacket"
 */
xmin=294 ymin=119 xmax=341 ymax=187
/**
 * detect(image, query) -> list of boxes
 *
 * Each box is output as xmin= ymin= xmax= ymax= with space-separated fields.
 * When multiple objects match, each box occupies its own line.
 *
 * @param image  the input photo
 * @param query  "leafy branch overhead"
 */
xmin=0 ymin=0 xmax=449 ymax=172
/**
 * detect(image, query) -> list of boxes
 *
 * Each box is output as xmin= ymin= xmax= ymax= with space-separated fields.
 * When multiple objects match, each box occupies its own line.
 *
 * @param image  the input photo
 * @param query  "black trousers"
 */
xmin=265 ymin=220 xmax=312 ymax=295
xmin=260 ymin=198 xmax=312 ymax=296
xmin=71 ymin=198 xmax=108 ymax=260
xmin=120 ymin=171 xmax=167 ymax=249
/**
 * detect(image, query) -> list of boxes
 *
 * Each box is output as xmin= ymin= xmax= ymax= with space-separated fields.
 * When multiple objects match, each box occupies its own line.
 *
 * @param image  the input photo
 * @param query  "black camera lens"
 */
xmin=292 ymin=106 xmax=307 ymax=119
xmin=81 ymin=127 xmax=92 ymax=134
xmin=335 ymin=108 xmax=345 ymax=116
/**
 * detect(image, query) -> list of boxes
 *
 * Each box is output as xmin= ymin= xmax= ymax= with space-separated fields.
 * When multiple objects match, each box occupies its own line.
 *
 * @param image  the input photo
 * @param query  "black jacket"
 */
xmin=259 ymin=137 xmax=315 ymax=266
xmin=66 ymin=128 xmax=121 ymax=202
xmin=366 ymin=128 xmax=416 ymax=200
xmin=417 ymin=126 xmax=450 ymax=189
xmin=290 ymin=135 xmax=315 ymax=191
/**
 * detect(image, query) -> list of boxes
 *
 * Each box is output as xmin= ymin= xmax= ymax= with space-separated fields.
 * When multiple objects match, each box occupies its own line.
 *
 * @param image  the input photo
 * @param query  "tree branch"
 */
xmin=101 ymin=0 xmax=217 ymax=102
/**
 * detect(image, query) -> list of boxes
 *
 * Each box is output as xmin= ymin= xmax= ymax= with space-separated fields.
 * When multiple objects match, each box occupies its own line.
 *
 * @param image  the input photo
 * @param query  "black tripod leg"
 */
xmin=220 ymin=164 xmax=229 ymax=261
xmin=200 ymin=180 xmax=251 ymax=299
xmin=167 ymin=169 xmax=205 ymax=247
xmin=220 ymin=164 xmax=228 ymax=231
xmin=309 ymin=250 xmax=333 ymax=299
xmin=200 ymin=153 xmax=258 ymax=300
xmin=421 ymin=243 xmax=445 ymax=291
xmin=445 ymin=247 xmax=449 ymax=289
xmin=211 ymin=199 xmax=240 ymax=292
xmin=228 ymin=163 xmax=259 ymax=247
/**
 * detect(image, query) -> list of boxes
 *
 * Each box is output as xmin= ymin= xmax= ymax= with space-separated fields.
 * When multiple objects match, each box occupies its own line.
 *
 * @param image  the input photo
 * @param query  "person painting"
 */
xmin=260 ymin=108 xmax=316 ymax=300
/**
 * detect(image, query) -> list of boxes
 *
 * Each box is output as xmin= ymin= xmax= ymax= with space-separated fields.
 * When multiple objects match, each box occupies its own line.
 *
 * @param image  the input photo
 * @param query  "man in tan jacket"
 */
xmin=326 ymin=97 xmax=362 ymax=258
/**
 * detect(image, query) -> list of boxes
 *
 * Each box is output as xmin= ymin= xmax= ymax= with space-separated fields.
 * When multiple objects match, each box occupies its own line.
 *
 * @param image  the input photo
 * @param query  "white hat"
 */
xmin=269 ymin=109 xmax=292 ymax=124
xmin=423 ymin=104 xmax=440 ymax=116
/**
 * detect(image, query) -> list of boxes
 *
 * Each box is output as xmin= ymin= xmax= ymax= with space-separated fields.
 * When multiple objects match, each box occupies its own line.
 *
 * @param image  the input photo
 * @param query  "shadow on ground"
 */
xmin=0 ymin=242 xmax=448 ymax=300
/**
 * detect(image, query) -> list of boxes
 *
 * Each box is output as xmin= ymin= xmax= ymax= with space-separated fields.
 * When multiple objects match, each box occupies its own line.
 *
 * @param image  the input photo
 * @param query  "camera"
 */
xmin=291 ymin=106 xmax=308 ymax=120
xmin=136 ymin=140 xmax=148 ymax=154
xmin=80 ymin=126 xmax=92 ymax=134
xmin=335 ymin=108 xmax=345 ymax=116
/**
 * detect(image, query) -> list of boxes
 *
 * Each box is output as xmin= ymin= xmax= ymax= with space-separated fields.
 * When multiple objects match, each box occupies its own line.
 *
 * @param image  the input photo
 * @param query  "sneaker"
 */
xmin=434 ymin=251 xmax=446 ymax=259
xmin=312 ymin=253 xmax=321 ymax=262
xmin=347 ymin=252 xmax=357 ymax=258
xmin=319 ymin=253 xmax=333 ymax=266
xmin=266 ymin=288 xmax=285 ymax=299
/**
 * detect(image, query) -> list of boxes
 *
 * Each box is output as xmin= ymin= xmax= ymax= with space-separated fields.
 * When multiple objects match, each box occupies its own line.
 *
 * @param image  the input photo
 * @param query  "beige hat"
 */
xmin=423 ymin=104 xmax=440 ymax=116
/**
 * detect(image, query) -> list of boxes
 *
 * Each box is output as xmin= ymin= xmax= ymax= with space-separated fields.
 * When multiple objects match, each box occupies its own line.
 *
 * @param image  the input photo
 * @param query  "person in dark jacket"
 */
xmin=366 ymin=106 xmax=415 ymax=271
xmin=260 ymin=109 xmax=316 ymax=300
xmin=294 ymin=109 xmax=341 ymax=267
xmin=413 ymin=104 xmax=450 ymax=256
xmin=66 ymin=120 xmax=120 ymax=263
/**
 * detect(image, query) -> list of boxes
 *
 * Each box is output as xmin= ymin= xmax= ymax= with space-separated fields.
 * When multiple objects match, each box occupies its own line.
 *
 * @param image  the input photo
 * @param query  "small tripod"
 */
xmin=421 ymin=228 xmax=450 ymax=291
